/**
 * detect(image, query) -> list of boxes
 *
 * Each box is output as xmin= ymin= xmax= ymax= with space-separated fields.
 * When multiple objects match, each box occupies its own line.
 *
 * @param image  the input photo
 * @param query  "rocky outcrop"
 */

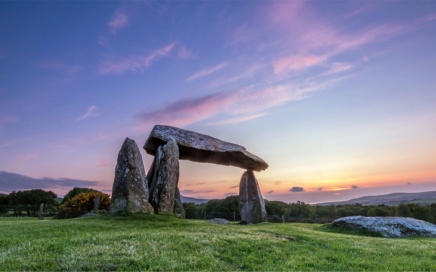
xmin=332 ymin=216 xmax=436 ymax=238
xmin=144 ymin=125 xmax=268 ymax=171
xmin=110 ymin=138 xmax=154 ymax=214
xmin=148 ymin=139 xmax=180 ymax=214
xmin=238 ymin=170 xmax=267 ymax=224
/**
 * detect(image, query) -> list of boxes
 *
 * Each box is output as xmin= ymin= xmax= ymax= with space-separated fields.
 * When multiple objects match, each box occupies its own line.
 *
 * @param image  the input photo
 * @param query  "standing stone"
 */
xmin=110 ymin=138 xmax=154 ymax=213
xmin=173 ymin=187 xmax=185 ymax=218
xmin=38 ymin=203 xmax=44 ymax=220
xmin=93 ymin=195 xmax=100 ymax=214
xmin=148 ymin=139 xmax=180 ymax=213
xmin=238 ymin=170 xmax=267 ymax=224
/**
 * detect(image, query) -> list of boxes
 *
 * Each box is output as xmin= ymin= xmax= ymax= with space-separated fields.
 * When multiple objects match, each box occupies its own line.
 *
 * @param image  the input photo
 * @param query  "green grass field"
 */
xmin=1 ymin=214 xmax=435 ymax=271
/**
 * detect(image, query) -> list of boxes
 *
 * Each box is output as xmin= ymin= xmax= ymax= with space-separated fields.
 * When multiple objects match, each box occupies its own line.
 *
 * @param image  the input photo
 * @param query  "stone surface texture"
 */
xmin=148 ymin=139 xmax=180 ymax=213
xmin=333 ymin=216 xmax=436 ymax=238
xmin=173 ymin=187 xmax=185 ymax=218
xmin=38 ymin=203 xmax=44 ymax=220
xmin=110 ymin=138 xmax=154 ymax=213
xmin=208 ymin=218 xmax=229 ymax=225
xmin=238 ymin=170 xmax=267 ymax=224
xmin=144 ymin=125 xmax=268 ymax=171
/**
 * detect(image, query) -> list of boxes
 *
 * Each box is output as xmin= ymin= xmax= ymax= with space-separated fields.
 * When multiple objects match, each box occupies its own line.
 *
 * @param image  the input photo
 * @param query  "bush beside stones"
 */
xmin=55 ymin=192 xmax=110 ymax=219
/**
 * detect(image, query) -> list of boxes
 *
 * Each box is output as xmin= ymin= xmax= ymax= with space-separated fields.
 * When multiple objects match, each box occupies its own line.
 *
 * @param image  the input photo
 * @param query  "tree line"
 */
xmin=183 ymin=196 xmax=436 ymax=224
xmin=2 ymin=189 xmax=436 ymax=224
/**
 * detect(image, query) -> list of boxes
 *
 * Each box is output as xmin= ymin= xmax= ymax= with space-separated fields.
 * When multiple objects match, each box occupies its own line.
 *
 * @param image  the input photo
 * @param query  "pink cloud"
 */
xmin=14 ymin=154 xmax=37 ymax=164
xmin=97 ymin=159 xmax=113 ymax=168
xmin=75 ymin=106 xmax=98 ymax=121
xmin=177 ymin=46 xmax=195 ymax=59
xmin=322 ymin=62 xmax=353 ymax=76
xmin=0 ymin=141 xmax=16 ymax=148
xmin=135 ymin=77 xmax=347 ymax=128
xmin=135 ymin=92 xmax=238 ymax=128
xmin=0 ymin=115 xmax=18 ymax=130
xmin=274 ymin=54 xmax=328 ymax=73
xmin=99 ymin=43 xmax=176 ymax=75
xmin=186 ymin=62 xmax=228 ymax=82
xmin=108 ymin=7 xmax=128 ymax=34
xmin=206 ymin=113 xmax=266 ymax=126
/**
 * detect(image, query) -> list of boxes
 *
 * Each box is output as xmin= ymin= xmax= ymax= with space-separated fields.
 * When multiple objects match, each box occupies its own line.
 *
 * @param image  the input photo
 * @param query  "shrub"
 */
xmin=61 ymin=187 xmax=100 ymax=204
xmin=55 ymin=192 xmax=110 ymax=219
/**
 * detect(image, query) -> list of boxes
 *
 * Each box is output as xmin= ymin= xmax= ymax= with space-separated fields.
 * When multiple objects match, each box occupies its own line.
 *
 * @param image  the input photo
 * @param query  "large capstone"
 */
xmin=238 ymin=170 xmax=267 ymax=224
xmin=110 ymin=138 xmax=154 ymax=213
xmin=333 ymin=216 xmax=436 ymax=238
xmin=144 ymin=125 xmax=268 ymax=171
xmin=148 ymin=139 xmax=180 ymax=214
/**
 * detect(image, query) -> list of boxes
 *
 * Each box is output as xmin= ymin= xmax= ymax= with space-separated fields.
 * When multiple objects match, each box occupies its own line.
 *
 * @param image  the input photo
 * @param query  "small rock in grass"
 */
xmin=208 ymin=218 xmax=229 ymax=225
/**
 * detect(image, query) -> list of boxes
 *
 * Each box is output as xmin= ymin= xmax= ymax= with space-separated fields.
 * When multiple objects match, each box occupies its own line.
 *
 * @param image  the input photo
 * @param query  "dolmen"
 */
xmin=111 ymin=125 xmax=269 ymax=223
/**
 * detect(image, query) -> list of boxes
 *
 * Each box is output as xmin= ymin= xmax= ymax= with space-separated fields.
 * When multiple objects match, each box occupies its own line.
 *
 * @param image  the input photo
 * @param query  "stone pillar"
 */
xmin=238 ymin=170 xmax=267 ymax=224
xmin=110 ymin=138 xmax=154 ymax=213
xmin=147 ymin=139 xmax=182 ymax=214
xmin=38 ymin=203 xmax=44 ymax=220
xmin=93 ymin=195 xmax=100 ymax=214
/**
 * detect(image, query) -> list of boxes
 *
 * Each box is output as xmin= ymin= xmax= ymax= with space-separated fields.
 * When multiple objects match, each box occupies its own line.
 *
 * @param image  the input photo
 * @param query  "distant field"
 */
xmin=0 ymin=215 xmax=435 ymax=271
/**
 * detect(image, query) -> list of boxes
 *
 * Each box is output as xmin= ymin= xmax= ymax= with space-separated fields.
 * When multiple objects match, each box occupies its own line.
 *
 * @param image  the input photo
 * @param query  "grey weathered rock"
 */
xmin=148 ymin=139 xmax=180 ymax=214
xmin=110 ymin=138 xmax=154 ymax=214
xmin=332 ymin=216 xmax=436 ymax=238
xmin=144 ymin=125 xmax=268 ymax=171
xmin=208 ymin=218 xmax=229 ymax=225
xmin=38 ymin=203 xmax=44 ymax=220
xmin=238 ymin=170 xmax=267 ymax=224
xmin=173 ymin=187 xmax=185 ymax=218
xmin=93 ymin=195 xmax=100 ymax=214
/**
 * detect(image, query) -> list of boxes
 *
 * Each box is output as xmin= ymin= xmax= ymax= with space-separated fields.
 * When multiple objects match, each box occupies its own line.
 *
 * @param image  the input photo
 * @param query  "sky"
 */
xmin=0 ymin=0 xmax=435 ymax=204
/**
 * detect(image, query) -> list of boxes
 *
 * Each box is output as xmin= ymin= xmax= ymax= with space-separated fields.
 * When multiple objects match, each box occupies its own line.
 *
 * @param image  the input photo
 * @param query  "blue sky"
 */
xmin=1 ymin=1 xmax=435 ymax=203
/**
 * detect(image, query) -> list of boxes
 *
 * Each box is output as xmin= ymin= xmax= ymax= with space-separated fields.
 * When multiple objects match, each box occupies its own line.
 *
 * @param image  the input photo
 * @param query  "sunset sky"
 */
xmin=1 ymin=1 xmax=435 ymax=203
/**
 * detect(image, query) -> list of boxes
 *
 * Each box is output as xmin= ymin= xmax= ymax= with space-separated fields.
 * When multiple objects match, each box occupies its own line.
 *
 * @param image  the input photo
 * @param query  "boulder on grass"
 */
xmin=332 ymin=216 xmax=436 ymax=238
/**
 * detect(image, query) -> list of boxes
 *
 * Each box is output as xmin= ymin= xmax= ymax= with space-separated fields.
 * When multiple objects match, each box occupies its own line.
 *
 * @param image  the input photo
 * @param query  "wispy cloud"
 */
xmin=177 ymin=46 xmax=195 ymax=59
xmin=206 ymin=113 xmax=266 ymax=126
xmin=97 ymin=159 xmax=113 ymax=168
xmin=351 ymin=185 xmax=359 ymax=189
xmin=322 ymin=62 xmax=353 ymax=76
xmin=274 ymin=54 xmax=328 ymax=73
xmin=0 ymin=141 xmax=16 ymax=149
xmin=76 ymin=106 xmax=98 ymax=121
xmin=0 ymin=115 xmax=18 ymax=130
xmin=99 ymin=43 xmax=176 ymax=75
xmin=229 ymin=185 xmax=239 ymax=189
xmin=181 ymin=189 xmax=217 ymax=195
xmin=317 ymin=187 xmax=324 ymax=191
xmin=186 ymin=62 xmax=228 ymax=82
xmin=224 ymin=192 xmax=238 ymax=197
xmin=13 ymin=154 xmax=37 ymax=164
xmin=108 ymin=7 xmax=129 ymax=34
xmin=0 ymin=171 xmax=98 ymax=192
xmin=135 ymin=77 xmax=346 ymax=128
xmin=267 ymin=190 xmax=274 ymax=194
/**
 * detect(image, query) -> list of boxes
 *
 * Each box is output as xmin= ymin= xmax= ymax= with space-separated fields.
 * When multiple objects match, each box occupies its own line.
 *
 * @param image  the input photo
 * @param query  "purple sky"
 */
xmin=1 ymin=1 xmax=435 ymax=203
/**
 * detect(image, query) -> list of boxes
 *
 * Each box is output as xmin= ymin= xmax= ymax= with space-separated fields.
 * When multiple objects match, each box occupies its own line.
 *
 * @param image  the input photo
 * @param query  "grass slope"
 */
xmin=0 ymin=214 xmax=435 ymax=271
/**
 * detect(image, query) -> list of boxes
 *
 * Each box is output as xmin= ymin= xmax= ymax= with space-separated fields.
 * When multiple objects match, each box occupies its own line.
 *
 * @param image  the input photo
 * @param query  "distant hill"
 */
xmin=318 ymin=191 xmax=436 ymax=206
xmin=180 ymin=195 xmax=210 ymax=205
xmin=0 ymin=193 xmax=6 ymax=196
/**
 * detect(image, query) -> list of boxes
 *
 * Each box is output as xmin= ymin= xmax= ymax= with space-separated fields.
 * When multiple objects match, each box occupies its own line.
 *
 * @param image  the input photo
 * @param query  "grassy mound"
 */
xmin=0 ymin=215 xmax=435 ymax=271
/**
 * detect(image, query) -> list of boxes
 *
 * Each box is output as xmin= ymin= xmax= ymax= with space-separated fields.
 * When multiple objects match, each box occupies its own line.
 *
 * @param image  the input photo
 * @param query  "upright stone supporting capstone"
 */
xmin=110 ymin=138 xmax=154 ymax=214
xmin=38 ymin=203 xmax=44 ymax=220
xmin=173 ymin=187 xmax=185 ymax=218
xmin=238 ymin=170 xmax=267 ymax=224
xmin=148 ymin=139 xmax=180 ymax=214
xmin=93 ymin=195 xmax=100 ymax=214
